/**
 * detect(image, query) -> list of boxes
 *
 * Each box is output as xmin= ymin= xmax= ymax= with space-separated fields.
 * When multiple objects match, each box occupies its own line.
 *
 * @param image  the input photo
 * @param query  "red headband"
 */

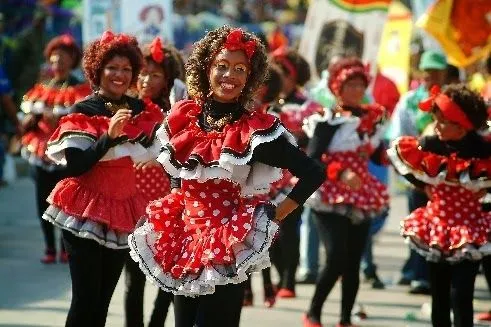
xmin=223 ymin=28 xmax=256 ymax=60
xmin=150 ymin=37 xmax=164 ymax=63
xmin=271 ymin=47 xmax=298 ymax=81
xmin=328 ymin=64 xmax=370 ymax=96
xmin=419 ymin=85 xmax=473 ymax=130
xmin=100 ymin=30 xmax=130 ymax=45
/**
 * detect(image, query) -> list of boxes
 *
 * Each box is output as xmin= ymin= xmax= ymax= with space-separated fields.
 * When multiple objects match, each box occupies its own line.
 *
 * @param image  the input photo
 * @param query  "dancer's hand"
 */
xmin=340 ymin=169 xmax=362 ymax=190
xmin=108 ymin=109 xmax=131 ymax=139
xmin=134 ymin=159 xmax=161 ymax=170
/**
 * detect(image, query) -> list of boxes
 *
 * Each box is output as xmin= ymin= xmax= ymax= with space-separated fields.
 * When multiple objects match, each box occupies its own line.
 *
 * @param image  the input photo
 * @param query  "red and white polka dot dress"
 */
xmin=388 ymin=136 xmax=491 ymax=262
xmin=135 ymin=166 xmax=171 ymax=202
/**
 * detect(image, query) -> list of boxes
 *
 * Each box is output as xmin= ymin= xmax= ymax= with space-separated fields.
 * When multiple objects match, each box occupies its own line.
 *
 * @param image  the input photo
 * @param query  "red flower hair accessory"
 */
xmin=60 ymin=34 xmax=74 ymax=46
xmin=150 ymin=37 xmax=164 ymax=63
xmin=419 ymin=85 xmax=473 ymax=130
xmin=100 ymin=30 xmax=130 ymax=45
xmin=271 ymin=46 xmax=298 ymax=81
xmin=223 ymin=28 xmax=256 ymax=60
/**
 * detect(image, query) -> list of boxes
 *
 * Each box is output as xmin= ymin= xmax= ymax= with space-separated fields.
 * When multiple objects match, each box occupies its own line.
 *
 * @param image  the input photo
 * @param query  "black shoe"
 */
xmin=409 ymin=285 xmax=430 ymax=295
xmin=371 ymin=276 xmax=385 ymax=289
xmin=296 ymin=274 xmax=317 ymax=284
xmin=397 ymin=277 xmax=411 ymax=286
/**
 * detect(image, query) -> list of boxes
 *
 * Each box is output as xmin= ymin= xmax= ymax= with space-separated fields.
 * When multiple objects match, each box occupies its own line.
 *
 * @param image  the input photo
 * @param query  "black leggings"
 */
xmin=174 ymin=282 xmax=245 ymax=327
xmin=124 ymin=254 xmax=173 ymax=327
xmin=428 ymin=260 xmax=479 ymax=327
xmin=33 ymin=166 xmax=65 ymax=252
xmin=270 ymin=206 xmax=301 ymax=291
xmin=244 ymin=267 xmax=273 ymax=294
xmin=307 ymin=211 xmax=370 ymax=325
xmin=63 ymin=231 xmax=127 ymax=327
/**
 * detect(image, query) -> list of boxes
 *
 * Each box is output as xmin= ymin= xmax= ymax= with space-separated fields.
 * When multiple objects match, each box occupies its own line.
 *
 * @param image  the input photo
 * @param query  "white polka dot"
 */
xmin=214 ymin=248 xmax=220 ymax=254
xmin=205 ymin=220 xmax=211 ymax=227
xmin=455 ymin=213 xmax=461 ymax=218
xmin=165 ymin=221 xmax=170 ymax=227
xmin=210 ymin=228 xmax=216 ymax=233
xmin=188 ymin=184 xmax=195 ymax=189
xmin=186 ymin=210 xmax=191 ymax=215
xmin=243 ymin=223 xmax=251 ymax=230
xmin=214 ymin=180 xmax=221 ymax=184
xmin=171 ymin=241 xmax=176 ymax=247
xmin=213 ymin=209 xmax=220 ymax=216
xmin=174 ymin=255 xmax=179 ymax=261
xmin=232 ymin=225 xmax=238 ymax=231
xmin=163 ymin=208 xmax=170 ymax=214
xmin=193 ymin=201 xmax=199 ymax=207
xmin=234 ymin=199 xmax=239 ymax=204
xmin=155 ymin=214 xmax=161 ymax=219
xmin=223 ymin=256 xmax=231 ymax=261
xmin=223 ymin=200 xmax=231 ymax=207
xmin=232 ymin=215 xmax=238 ymax=221
xmin=190 ymin=218 xmax=196 ymax=224
xmin=221 ymin=218 xmax=228 ymax=224
xmin=198 ymin=211 xmax=204 ymax=217
xmin=247 ymin=207 xmax=254 ymax=213
xmin=167 ymin=198 xmax=174 ymax=204
xmin=200 ymin=192 xmax=206 ymax=198
xmin=212 ymin=193 xmax=219 ymax=198
xmin=155 ymin=201 xmax=162 ymax=207
xmin=210 ymin=237 xmax=215 ymax=243
xmin=185 ymin=191 xmax=191 ymax=197
xmin=182 ymin=252 xmax=188 ymax=258
xmin=196 ymin=228 xmax=201 ymax=234
xmin=187 ymin=236 xmax=193 ymax=241
xmin=223 ymin=189 xmax=228 ymax=192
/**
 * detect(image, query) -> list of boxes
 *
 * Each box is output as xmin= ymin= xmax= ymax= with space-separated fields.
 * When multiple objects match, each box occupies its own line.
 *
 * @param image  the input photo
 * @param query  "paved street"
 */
xmin=1 ymin=175 xmax=491 ymax=327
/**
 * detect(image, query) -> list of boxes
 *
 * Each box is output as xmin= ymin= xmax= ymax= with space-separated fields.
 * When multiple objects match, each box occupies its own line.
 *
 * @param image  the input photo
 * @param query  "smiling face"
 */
xmin=208 ymin=48 xmax=249 ymax=103
xmin=50 ymin=48 xmax=73 ymax=80
xmin=339 ymin=76 xmax=367 ymax=107
xmin=137 ymin=59 xmax=166 ymax=100
xmin=99 ymin=55 xmax=133 ymax=99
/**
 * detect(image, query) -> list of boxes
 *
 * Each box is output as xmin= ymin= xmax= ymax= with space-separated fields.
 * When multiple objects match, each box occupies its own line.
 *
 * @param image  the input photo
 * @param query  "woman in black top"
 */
xmin=128 ymin=26 xmax=324 ymax=327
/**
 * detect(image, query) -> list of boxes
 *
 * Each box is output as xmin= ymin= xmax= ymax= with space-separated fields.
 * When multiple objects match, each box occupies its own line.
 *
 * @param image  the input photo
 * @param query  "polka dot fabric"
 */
xmin=309 ymin=151 xmax=389 ymax=221
xmin=135 ymin=165 xmax=171 ymax=202
xmin=129 ymin=178 xmax=279 ymax=296
xmin=402 ymin=184 xmax=491 ymax=261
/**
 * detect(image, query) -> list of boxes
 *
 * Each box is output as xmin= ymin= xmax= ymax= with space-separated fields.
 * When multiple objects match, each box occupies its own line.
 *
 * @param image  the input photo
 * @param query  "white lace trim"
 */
xmin=43 ymin=205 xmax=130 ymax=249
xmin=128 ymin=204 xmax=279 ymax=297
xmin=404 ymin=236 xmax=491 ymax=263
xmin=47 ymin=134 xmax=162 ymax=165
xmin=156 ymin=123 xmax=296 ymax=196
xmin=387 ymin=139 xmax=491 ymax=190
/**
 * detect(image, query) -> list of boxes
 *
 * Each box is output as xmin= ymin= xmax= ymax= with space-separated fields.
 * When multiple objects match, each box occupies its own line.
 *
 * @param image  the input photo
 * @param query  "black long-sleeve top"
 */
xmin=306 ymin=106 xmax=386 ymax=165
xmin=63 ymin=94 xmax=146 ymax=177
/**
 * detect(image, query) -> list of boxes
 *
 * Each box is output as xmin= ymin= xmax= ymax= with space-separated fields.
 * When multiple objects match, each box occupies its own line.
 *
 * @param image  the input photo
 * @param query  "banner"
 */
xmin=377 ymin=1 xmax=412 ymax=94
xmin=416 ymin=0 xmax=491 ymax=67
xmin=83 ymin=0 xmax=173 ymax=46
xmin=299 ymin=0 xmax=392 ymax=80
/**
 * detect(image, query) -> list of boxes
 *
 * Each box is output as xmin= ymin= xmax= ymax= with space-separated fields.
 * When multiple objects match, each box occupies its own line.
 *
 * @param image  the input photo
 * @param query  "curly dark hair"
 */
xmin=185 ymin=26 xmax=268 ymax=107
xmin=44 ymin=34 xmax=82 ymax=69
xmin=262 ymin=63 xmax=283 ymax=103
xmin=272 ymin=48 xmax=311 ymax=87
xmin=142 ymin=42 xmax=184 ymax=110
xmin=437 ymin=84 xmax=488 ymax=129
xmin=83 ymin=34 xmax=143 ymax=87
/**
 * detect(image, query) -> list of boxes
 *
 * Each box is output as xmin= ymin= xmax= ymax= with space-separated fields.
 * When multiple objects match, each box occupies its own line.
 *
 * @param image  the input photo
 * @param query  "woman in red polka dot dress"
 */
xmin=128 ymin=27 xmax=324 ymax=327
xmin=124 ymin=37 xmax=186 ymax=327
xmin=388 ymin=84 xmax=491 ymax=327
xmin=303 ymin=57 xmax=389 ymax=327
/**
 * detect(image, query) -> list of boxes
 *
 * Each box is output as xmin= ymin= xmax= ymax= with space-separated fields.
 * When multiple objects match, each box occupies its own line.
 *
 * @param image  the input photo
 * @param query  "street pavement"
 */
xmin=1 ymin=175 xmax=491 ymax=327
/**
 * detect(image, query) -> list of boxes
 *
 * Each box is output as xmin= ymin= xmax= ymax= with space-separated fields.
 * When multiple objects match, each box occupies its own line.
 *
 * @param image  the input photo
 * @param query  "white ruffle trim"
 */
xmin=21 ymin=147 xmax=63 ymax=171
xmin=405 ymin=236 xmax=491 ymax=263
xmin=47 ymin=134 xmax=162 ymax=165
xmin=303 ymin=110 xmax=385 ymax=153
xmin=306 ymin=191 xmax=387 ymax=224
xmin=43 ymin=205 xmax=130 ymax=249
xmin=156 ymin=123 xmax=296 ymax=196
xmin=387 ymin=140 xmax=491 ymax=190
xmin=128 ymin=204 xmax=279 ymax=297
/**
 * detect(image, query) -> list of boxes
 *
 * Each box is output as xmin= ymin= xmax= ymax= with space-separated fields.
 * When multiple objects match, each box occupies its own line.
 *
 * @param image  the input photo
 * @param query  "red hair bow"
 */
xmin=224 ymin=28 xmax=256 ymax=60
xmin=100 ymin=30 xmax=130 ymax=45
xmin=150 ymin=37 xmax=164 ymax=63
xmin=60 ymin=34 xmax=74 ymax=46
xmin=418 ymin=85 xmax=441 ymax=112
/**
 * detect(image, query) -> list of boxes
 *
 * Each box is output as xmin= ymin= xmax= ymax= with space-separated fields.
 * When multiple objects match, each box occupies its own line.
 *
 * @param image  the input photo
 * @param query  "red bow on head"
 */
xmin=419 ymin=85 xmax=473 ymax=130
xmin=59 ymin=34 xmax=74 ymax=46
xmin=223 ymin=28 xmax=256 ymax=60
xmin=150 ymin=37 xmax=164 ymax=63
xmin=100 ymin=30 xmax=130 ymax=45
xmin=271 ymin=46 xmax=298 ymax=80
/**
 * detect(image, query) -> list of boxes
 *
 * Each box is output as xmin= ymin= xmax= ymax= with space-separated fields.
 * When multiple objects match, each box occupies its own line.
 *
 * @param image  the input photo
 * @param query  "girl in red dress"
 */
xmin=20 ymin=34 xmax=90 ymax=263
xmin=388 ymin=84 xmax=491 ymax=327
xmin=129 ymin=26 xmax=324 ymax=327
xmin=124 ymin=36 xmax=184 ymax=327
xmin=42 ymin=31 xmax=162 ymax=327
xmin=303 ymin=57 xmax=389 ymax=327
